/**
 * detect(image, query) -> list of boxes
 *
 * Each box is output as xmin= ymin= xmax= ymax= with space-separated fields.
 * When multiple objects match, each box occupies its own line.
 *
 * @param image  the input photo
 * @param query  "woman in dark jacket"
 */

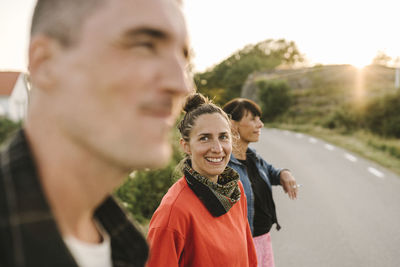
xmin=223 ymin=98 xmax=299 ymax=267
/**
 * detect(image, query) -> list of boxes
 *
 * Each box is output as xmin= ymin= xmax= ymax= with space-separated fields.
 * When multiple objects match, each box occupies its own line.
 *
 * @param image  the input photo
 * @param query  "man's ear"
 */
xmin=28 ymin=35 xmax=59 ymax=91
xmin=180 ymin=138 xmax=191 ymax=155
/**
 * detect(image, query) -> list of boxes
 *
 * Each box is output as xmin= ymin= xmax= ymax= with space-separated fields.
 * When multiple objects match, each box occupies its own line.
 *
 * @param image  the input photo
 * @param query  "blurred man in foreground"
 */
xmin=0 ymin=0 xmax=191 ymax=266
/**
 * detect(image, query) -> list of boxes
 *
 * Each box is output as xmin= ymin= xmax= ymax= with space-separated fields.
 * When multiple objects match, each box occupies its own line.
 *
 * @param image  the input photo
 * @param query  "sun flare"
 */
xmin=350 ymin=56 xmax=371 ymax=69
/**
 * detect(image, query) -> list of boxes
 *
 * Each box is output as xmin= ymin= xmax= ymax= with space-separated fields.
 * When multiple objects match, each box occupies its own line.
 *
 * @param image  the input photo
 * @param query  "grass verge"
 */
xmin=268 ymin=123 xmax=400 ymax=176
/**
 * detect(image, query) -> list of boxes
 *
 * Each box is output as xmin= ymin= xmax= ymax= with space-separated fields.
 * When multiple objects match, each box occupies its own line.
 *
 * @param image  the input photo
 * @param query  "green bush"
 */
xmin=257 ymin=79 xmax=292 ymax=121
xmin=0 ymin=118 xmax=21 ymax=145
xmin=320 ymin=107 xmax=359 ymax=132
xmin=114 ymin=130 xmax=184 ymax=224
xmin=114 ymin=163 xmax=179 ymax=223
xmin=194 ymin=39 xmax=304 ymax=105
xmin=363 ymin=91 xmax=400 ymax=138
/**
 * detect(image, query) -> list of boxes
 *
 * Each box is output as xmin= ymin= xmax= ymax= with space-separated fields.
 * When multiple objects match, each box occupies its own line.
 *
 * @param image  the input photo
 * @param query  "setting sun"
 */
xmin=348 ymin=49 xmax=374 ymax=69
xmin=1 ymin=0 xmax=400 ymax=72
xmin=352 ymin=60 xmax=371 ymax=69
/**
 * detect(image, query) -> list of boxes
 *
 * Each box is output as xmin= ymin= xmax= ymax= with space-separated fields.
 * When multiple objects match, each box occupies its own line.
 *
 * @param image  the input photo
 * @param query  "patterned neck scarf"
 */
xmin=183 ymin=159 xmax=241 ymax=217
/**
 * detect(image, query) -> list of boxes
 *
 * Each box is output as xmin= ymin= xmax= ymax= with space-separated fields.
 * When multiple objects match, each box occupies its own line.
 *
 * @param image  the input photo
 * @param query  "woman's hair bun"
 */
xmin=183 ymin=93 xmax=208 ymax=113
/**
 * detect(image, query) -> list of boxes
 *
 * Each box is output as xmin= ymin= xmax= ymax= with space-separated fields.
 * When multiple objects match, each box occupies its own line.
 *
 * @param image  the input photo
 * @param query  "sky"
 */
xmin=1 ymin=0 xmax=399 ymax=73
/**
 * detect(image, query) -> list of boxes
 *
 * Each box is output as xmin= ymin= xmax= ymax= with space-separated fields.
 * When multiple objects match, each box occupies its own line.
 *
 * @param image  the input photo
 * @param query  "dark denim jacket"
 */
xmin=228 ymin=147 xmax=282 ymax=234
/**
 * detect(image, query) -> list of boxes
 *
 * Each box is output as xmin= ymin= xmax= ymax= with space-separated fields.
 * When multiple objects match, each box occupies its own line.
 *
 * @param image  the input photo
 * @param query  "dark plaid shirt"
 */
xmin=0 ymin=129 xmax=148 ymax=267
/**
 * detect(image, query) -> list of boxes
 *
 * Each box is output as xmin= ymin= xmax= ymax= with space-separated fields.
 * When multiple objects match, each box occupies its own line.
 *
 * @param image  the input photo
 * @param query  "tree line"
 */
xmin=0 ymin=39 xmax=398 ymax=225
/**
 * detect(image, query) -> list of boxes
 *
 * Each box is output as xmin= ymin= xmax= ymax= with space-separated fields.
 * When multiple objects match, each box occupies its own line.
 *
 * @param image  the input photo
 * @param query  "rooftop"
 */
xmin=0 ymin=72 xmax=20 ymax=96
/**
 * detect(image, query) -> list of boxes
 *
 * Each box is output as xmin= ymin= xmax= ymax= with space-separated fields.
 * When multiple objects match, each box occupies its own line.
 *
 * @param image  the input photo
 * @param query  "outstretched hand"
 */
xmin=280 ymin=170 xmax=298 ymax=200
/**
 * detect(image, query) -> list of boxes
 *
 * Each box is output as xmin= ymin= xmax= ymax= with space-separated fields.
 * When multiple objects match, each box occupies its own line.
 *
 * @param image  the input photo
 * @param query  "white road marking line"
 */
xmin=308 ymin=137 xmax=317 ymax=143
xmin=344 ymin=153 xmax=357 ymax=162
xmin=295 ymin=133 xmax=304 ymax=138
xmin=324 ymin=144 xmax=335 ymax=151
xmin=368 ymin=167 xmax=385 ymax=178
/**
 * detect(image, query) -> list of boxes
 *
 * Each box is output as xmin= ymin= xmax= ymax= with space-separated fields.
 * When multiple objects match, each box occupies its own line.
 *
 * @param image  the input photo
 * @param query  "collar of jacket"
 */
xmin=229 ymin=147 xmax=260 ymax=166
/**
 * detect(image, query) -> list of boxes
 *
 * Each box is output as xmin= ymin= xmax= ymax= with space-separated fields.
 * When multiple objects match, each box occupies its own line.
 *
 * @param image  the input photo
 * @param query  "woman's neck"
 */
xmin=207 ymin=175 xmax=219 ymax=183
xmin=232 ymin=138 xmax=249 ymax=160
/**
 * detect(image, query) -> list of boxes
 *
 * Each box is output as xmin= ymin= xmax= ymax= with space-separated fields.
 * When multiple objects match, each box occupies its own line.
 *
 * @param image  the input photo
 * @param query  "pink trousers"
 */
xmin=253 ymin=232 xmax=275 ymax=267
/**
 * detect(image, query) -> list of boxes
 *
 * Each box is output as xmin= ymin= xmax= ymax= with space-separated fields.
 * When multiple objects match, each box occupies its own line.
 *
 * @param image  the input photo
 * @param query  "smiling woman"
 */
xmin=146 ymin=93 xmax=257 ymax=267
xmin=181 ymin=112 xmax=231 ymax=183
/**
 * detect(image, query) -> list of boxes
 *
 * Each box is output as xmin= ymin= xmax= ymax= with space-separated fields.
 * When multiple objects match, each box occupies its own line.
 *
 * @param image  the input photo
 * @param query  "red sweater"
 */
xmin=147 ymin=177 xmax=257 ymax=267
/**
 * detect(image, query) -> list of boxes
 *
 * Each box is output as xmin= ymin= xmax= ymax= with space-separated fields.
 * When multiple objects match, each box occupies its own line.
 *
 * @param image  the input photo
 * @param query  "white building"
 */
xmin=0 ymin=72 xmax=29 ymax=122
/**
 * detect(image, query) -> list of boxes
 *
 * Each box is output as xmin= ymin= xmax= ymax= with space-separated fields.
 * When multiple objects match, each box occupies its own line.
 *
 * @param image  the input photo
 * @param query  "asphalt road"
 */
xmin=252 ymin=128 xmax=400 ymax=267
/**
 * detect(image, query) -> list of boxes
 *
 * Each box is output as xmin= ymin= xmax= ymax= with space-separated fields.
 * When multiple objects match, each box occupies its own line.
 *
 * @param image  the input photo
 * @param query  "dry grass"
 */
xmin=269 ymin=123 xmax=400 ymax=176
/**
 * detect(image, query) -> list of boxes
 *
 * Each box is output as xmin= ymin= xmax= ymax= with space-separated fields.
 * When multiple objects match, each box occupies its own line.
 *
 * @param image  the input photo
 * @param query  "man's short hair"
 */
xmin=30 ymin=0 xmax=107 ymax=46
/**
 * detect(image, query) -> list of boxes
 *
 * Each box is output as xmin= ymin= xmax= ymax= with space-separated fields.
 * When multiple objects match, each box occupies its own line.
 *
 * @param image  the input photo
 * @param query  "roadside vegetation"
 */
xmin=114 ymin=129 xmax=184 ymax=225
xmin=0 ymin=118 xmax=21 ymax=146
xmin=2 ymin=39 xmax=398 ymax=226
xmin=119 ymin=40 xmax=400 ymax=224
xmin=269 ymin=123 xmax=400 ymax=176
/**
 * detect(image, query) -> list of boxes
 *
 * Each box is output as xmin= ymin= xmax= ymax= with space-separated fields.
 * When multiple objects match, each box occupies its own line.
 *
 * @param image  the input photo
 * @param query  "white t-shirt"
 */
xmin=64 ymin=223 xmax=112 ymax=267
